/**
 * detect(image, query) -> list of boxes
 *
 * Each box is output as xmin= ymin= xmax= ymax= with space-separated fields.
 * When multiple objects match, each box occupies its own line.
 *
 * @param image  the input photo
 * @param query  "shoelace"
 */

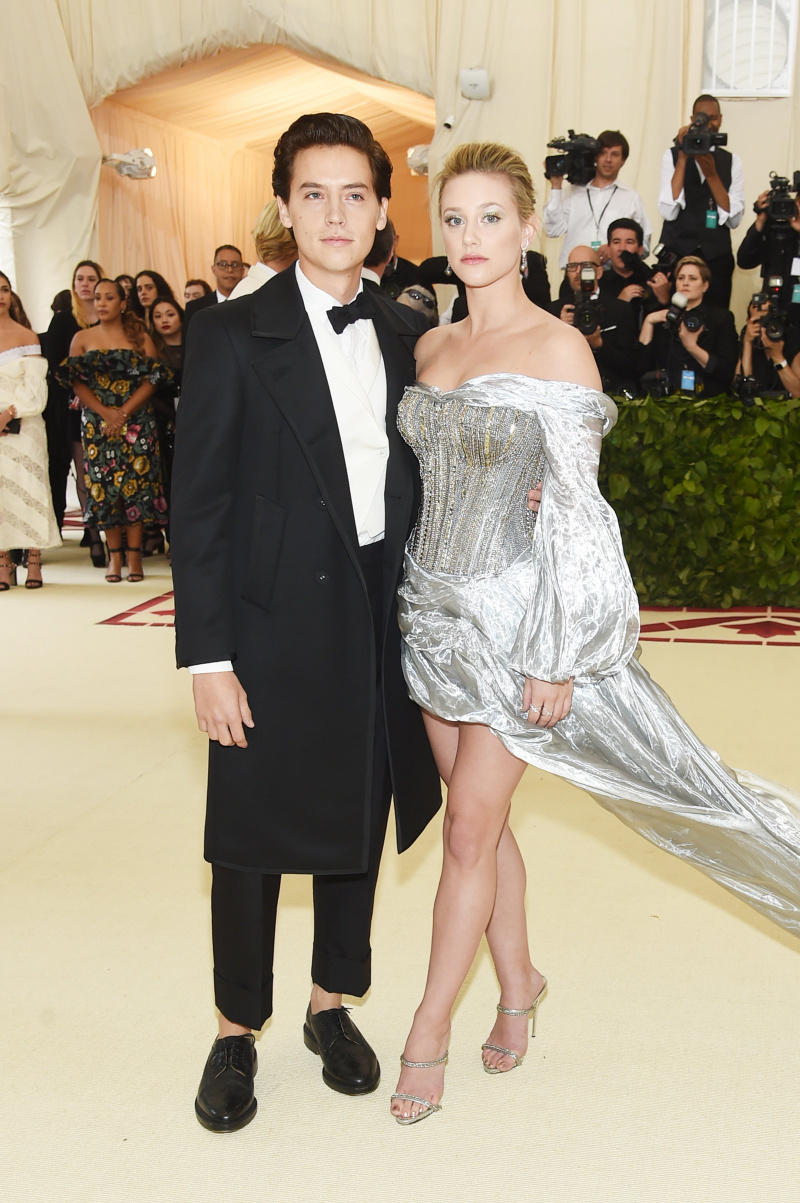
xmin=212 ymin=1039 xmax=252 ymax=1076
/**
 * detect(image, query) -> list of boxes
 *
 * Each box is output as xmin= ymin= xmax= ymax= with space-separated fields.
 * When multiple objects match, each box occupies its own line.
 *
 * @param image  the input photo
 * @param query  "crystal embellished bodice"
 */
xmin=398 ymin=381 xmax=546 ymax=575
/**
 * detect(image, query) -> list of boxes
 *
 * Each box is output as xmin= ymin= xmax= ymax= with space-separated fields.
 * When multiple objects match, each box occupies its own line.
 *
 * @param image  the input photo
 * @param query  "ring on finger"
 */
xmin=542 ymin=708 xmax=554 ymax=717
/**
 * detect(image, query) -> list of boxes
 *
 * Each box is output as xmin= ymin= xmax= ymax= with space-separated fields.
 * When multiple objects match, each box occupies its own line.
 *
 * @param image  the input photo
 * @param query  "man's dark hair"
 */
xmin=364 ymin=219 xmax=395 ymax=268
xmin=213 ymin=245 xmax=242 ymax=263
xmin=692 ymin=93 xmax=720 ymax=112
xmin=607 ymin=217 xmax=644 ymax=246
xmin=272 ymin=113 xmax=392 ymax=203
xmin=185 ymin=278 xmax=212 ymax=295
xmin=597 ymin=129 xmax=629 ymax=161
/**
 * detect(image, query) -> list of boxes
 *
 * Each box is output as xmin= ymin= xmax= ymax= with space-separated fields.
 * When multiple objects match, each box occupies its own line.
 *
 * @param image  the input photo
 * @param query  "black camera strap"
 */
xmin=586 ymin=184 xmax=618 ymax=240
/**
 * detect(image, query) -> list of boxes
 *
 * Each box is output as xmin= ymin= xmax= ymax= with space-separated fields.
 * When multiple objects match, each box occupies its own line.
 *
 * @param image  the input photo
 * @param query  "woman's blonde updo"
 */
xmin=435 ymin=142 xmax=536 ymax=220
xmin=252 ymin=200 xmax=297 ymax=265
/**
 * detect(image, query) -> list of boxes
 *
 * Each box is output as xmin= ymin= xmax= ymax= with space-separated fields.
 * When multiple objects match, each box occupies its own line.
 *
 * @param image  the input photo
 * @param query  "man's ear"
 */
xmin=276 ymin=195 xmax=293 ymax=231
xmin=376 ymin=197 xmax=389 ymax=231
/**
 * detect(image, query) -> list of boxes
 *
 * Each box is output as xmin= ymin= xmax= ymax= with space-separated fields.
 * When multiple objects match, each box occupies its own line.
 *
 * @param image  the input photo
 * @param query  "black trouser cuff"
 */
xmin=213 ymin=970 xmax=273 ymax=1031
xmin=311 ymin=943 xmax=372 ymax=998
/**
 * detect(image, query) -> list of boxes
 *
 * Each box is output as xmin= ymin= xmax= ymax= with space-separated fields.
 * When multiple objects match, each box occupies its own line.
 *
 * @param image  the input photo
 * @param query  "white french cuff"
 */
xmin=188 ymin=661 xmax=234 ymax=674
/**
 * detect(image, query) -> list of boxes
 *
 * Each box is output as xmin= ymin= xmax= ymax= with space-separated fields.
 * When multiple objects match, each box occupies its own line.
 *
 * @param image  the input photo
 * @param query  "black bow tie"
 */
xmin=327 ymin=290 xmax=375 ymax=334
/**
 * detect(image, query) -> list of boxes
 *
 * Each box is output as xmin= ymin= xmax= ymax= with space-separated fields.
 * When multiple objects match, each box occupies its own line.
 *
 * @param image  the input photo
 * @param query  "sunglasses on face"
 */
xmin=403 ymin=288 xmax=436 ymax=310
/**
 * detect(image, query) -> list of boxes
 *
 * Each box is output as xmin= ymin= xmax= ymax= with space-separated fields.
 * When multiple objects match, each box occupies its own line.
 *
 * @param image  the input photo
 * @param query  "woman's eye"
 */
xmin=484 ymin=213 xmax=500 ymax=223
xmin=445 ymin=215 xmax=463 ymax=226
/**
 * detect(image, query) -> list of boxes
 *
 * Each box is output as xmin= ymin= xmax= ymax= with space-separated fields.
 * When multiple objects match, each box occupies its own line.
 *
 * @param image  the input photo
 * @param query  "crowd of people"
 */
xmin=2 ymin=91 xmax=799 ymax=589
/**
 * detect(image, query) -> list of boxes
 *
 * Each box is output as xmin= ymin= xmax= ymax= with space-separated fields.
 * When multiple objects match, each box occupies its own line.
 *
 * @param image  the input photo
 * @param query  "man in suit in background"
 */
xmin=183 ymin=244 xmax=245 ymax=333
xmin=170 ymin=113 xmax=442 ymax=1134
xmin=553 ymin=244 xmax=640 ymax=394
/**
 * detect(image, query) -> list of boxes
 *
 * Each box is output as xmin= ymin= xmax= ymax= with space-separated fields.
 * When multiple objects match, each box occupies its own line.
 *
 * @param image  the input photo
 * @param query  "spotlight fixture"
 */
xmin=102 ymin=148 xmax=157 ymax=179
xmin=407 ymin=144 xmax=430 ymax=176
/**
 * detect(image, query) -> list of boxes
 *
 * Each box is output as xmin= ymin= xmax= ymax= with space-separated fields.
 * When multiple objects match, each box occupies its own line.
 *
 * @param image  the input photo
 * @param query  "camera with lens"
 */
xmin=544 ymin=130 xmax=600 ymax=187
xmin=572 ymin=265 xmax=604 ymax=336
xmin=618 ymin=243 xmax=679 ymax=288
xmin=759 ymin=275 xmax=787 ymax=342
xmin=732 ymin=374 xmax=759 ymax=406
xmin=640 ymin=368 xmax=671 ymax=398
xmin=677 ymin=111 xmax=728 ymax=155
xmin=662 ymin=292 xmax=702 ymax=336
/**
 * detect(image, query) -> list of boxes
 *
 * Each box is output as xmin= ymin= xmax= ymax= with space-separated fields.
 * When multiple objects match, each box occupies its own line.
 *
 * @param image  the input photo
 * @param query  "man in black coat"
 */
xmin=170 ymin=114 xmax=442 ymax=1132
xmin=552 ymin=244 xmax=640 ymax=393
xmin=182 ymin=244 xmax=245 ymax=334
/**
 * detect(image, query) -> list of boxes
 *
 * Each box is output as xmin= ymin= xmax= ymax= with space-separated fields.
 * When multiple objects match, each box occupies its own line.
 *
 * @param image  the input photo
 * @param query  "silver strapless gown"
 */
xmin=398 ymin=373 xmax=800 ymax=936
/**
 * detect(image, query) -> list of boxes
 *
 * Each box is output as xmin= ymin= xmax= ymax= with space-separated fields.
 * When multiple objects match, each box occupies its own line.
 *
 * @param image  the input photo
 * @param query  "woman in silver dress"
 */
xmin=390 ymin=143 xmax=800 ymax=1124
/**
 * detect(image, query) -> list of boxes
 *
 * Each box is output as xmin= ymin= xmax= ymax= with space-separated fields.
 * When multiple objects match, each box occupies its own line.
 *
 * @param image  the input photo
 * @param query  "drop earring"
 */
xmin=445 ymin=260 xmax=453 ymax=277
xmin=520 ymin=239 xmax=529 ymax=277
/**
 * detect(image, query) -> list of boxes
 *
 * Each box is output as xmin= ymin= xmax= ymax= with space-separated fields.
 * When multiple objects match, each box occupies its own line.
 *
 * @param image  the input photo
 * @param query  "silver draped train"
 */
xmin=397 ymin=373 xmax=800 ymax=936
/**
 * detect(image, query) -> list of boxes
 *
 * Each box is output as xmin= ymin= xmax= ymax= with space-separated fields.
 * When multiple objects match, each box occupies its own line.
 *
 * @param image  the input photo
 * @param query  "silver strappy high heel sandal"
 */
xmin=390 ymin=1051 xmax=448 ymax=1125
xmin=481 ymin=976 xmax=548 ymax=1074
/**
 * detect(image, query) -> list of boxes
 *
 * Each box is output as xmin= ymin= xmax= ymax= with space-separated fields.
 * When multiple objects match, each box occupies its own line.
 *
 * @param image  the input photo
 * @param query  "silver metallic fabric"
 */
xmin=398 ymin=373 xmax=800 ymax=935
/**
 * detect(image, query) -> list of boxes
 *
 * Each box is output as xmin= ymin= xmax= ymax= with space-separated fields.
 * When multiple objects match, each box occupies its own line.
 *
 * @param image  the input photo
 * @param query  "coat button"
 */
xmin=316 ymin=571 xmax=329 ymax=584
xmin=316 ymin=496 xmax=327 ymax=509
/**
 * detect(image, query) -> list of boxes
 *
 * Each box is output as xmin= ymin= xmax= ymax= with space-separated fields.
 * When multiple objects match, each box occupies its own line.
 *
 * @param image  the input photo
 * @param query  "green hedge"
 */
xmin=597 ymin=393 xmax=800 ymax=608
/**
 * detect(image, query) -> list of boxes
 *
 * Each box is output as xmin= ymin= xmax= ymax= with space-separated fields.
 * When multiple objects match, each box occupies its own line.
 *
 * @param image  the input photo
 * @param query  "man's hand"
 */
xmin=761 ymin=330 xmax=785 ymax=360
xmin=674 ymin=125 xmax=690 ymax=154
xmin=193 ymin=671 xmax=254 ymax=748
xmin=695 ymin=152 xmax=717 ymax=180
xmin=597 ymin=243 xmax=611 ymax=265
xmin=547 ymin=170 xmax=564 ymax=190
xmin=523 ymin=676 xmax=573 ymax=729
xmin=618 ymin=283 xmax=644 ymax=303
xmin=527 ymin=480 xmax=542 ymax=513
xmin=559 ymin=304 xmax=575 ymax=325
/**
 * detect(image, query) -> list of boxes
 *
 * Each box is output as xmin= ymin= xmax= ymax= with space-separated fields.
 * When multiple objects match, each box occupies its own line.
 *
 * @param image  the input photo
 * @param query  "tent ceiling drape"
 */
xmin=4 ymin=1 xmax=800 ymax=327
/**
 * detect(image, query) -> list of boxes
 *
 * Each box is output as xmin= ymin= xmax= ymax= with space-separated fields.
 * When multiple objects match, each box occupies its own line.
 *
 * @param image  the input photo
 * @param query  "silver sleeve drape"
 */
xmin=509 ymin=404 xmax=640 ymax=684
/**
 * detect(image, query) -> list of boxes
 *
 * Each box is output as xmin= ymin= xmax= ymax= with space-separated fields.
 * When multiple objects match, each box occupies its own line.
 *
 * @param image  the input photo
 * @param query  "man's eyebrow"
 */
xmin=297 ymin=181 xmax=370 ymax=190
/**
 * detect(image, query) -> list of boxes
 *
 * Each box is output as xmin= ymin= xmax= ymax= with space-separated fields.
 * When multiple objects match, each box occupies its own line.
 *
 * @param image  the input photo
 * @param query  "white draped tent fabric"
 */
xmin=3 ymin=0 xmax=800 ymax=326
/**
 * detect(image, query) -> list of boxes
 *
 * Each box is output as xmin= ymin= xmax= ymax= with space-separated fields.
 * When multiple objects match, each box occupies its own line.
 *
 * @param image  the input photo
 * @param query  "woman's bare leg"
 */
xmin=391 ymin=722 xmax=527 ymax=1119
xmin=482 ymin=821 xmax=545 ymax=1070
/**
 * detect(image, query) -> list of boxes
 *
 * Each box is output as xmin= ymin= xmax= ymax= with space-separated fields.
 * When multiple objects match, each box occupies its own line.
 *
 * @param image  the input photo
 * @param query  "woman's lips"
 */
xmin=461 ymin=256 xmax=487 ymax=264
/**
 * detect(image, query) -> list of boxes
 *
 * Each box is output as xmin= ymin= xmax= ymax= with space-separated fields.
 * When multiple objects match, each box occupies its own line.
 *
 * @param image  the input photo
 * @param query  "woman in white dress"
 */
xmin=0 ymin=271 xmax=61 ymax=589
xmin=389 ymin=144 xmax=800 ymax=1124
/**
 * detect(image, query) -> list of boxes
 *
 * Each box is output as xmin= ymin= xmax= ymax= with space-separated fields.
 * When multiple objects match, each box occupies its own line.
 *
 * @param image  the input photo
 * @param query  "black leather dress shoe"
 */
xmin=303 ymin=1005 xmax=380 ymax=1095
xmin=195 ymin=1034 xmax=257 ymax=1132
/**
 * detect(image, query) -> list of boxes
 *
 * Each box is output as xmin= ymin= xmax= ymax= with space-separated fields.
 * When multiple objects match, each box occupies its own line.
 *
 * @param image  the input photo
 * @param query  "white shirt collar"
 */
xmin=361 ymin=268 xmax=381 ymax=286
xmin=215 ymin=289 xmax=228 ymax=303
xmin=295 ymin=262 xmax=363 ymax=317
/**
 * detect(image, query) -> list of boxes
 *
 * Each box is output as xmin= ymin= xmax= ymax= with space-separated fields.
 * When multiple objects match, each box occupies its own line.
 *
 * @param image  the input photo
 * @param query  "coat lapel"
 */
xmin=249 ymin=270 xmax=360 ymax=556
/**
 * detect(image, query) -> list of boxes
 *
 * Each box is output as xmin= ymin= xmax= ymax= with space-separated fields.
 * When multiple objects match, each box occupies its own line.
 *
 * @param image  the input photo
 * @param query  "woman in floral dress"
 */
xmin=57 ymin=279 xmax=169 ymax=582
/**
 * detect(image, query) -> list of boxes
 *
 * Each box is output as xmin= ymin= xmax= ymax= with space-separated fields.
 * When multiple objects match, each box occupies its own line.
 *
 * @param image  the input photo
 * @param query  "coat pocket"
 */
xmin=241 ymin=495 xmax=287 ymax=612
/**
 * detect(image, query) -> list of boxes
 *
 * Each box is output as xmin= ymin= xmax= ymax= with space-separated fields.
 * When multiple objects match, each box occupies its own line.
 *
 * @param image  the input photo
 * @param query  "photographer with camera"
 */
xmin=543 ymin=130 xmax=652 ymax=268
xmin=597 ymin=219 xmax=672 ymax=328
xmin=553 ymin=244 xmax=639 ymax=393
xmin=658 ymin=94 xmax=744 ymax=308
xmin=736 ymin=294 xmax=800 ymax=400
xmin=736 ymin=175 xmax=800 ymax=316
xmin=639 ymin=256 xmax=738 ymax=396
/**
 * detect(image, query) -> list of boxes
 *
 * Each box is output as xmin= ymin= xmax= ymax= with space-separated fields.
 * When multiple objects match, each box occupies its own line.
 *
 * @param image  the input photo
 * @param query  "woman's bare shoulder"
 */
xmin=524 ymin=312 xmax=602 ymax=391
xmin=414 ymin=323 xmax=460 ymax=375
xmin=0 ymin=321 xmax=39 ymax=352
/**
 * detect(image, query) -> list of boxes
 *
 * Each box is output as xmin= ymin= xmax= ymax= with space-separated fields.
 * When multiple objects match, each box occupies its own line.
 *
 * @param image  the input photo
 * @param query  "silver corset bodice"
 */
xmin=398 ymin=383 xmax=546 ymax=575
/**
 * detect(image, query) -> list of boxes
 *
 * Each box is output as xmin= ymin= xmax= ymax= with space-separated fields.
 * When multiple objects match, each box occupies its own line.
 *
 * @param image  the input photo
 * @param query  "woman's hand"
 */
xmin=523 ymin=677 xmax=573 ymax=728
xmin=639 ymin=309 xmax=668 ymax=346
xmin=0 ymin=405 xmax=15 ymax=435
xmin=678 ymin=321 xmax=704 ymax=352
xmin=102 ymin=406 xmax=126 ymax=436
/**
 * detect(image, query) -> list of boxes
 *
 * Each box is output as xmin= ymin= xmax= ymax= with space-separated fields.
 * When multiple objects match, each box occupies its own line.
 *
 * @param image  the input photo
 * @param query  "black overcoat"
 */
xmin=170 ymin=268 xmax=442 ymax=874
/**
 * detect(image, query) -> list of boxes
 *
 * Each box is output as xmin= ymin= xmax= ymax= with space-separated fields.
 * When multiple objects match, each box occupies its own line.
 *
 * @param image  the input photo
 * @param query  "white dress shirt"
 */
xmin=543 ymin=180 xmax=652 ymax=267
xmin=229 ymin=262 xmax=278 ymax=299
xmin=215 ymin=289 xmax=230 ymax=303
xmin=657 ymin=146 xmax=745 ymax=228
xmin=190 ymin=261 xmax=389 ymax=675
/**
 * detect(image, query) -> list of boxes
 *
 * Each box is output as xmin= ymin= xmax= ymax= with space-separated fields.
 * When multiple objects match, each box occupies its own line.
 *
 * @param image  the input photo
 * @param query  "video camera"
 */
xmin=677 ymin=111 xmax=727 ymax=155
xmin=572 ymin=265 xmax=604 ymax=336
xmin=758 ymin=171 xmax=800 ymax=223
xmin=544 ymin=131 xmax=600 ymax=187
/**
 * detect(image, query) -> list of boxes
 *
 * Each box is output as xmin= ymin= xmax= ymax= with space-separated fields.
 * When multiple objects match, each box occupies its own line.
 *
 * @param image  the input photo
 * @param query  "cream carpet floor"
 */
xmin=3 ymin=536 xmax=800 ymax=1203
